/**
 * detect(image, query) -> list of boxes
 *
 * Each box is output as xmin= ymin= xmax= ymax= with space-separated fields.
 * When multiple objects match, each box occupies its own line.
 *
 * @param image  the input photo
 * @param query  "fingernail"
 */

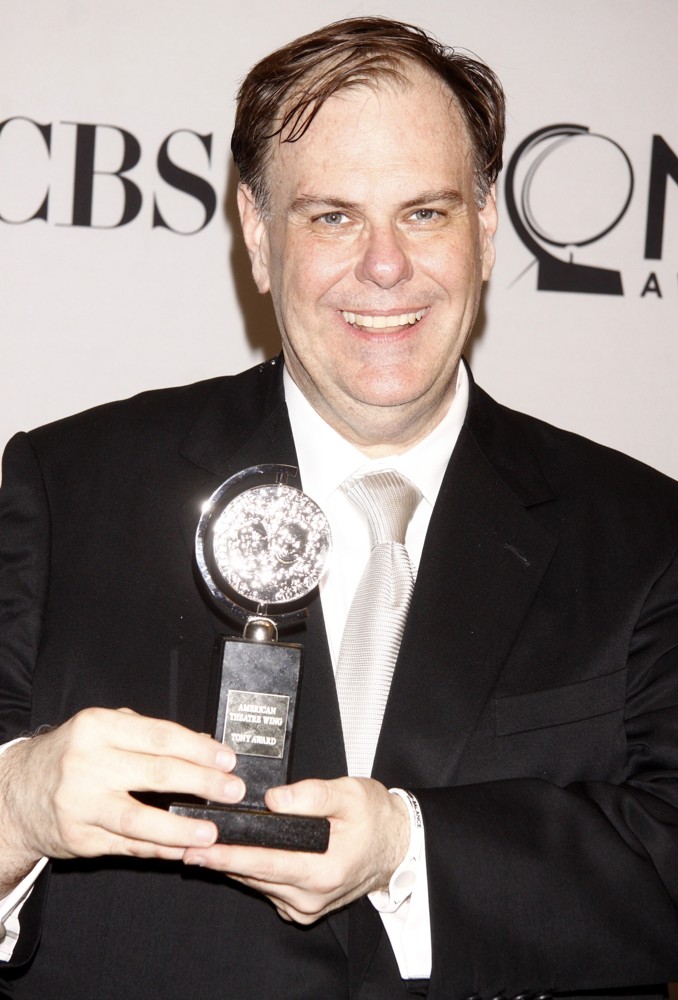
xmin=216 ymin=748 xmax=236 ymax=770
xmin=194 ymin=824 xmax=216 ymax=846
xmin=184 ymin=855 xmax=205 ymax=867
xmin=269 ymin=785 xmax=293 ymax=808
xmin=222 ymin=778 xmax=245 ymax=803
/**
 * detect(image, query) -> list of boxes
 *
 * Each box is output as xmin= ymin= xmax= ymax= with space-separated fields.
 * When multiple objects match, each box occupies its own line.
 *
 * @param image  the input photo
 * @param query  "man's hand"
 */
xmin=182 ymin=776 xmax=411 ymax=924
xmin=0 ymin=707 xmax=245 ymax=895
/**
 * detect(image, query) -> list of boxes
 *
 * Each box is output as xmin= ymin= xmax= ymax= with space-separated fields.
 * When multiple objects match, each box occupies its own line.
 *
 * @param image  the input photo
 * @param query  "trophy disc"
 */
xmin=211 ymin=483 xmax=331 ymax=606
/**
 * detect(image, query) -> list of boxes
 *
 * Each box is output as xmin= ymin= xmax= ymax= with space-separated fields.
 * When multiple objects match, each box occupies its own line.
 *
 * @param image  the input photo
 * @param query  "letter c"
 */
xmin=0 ymin=117 xmax=51 ymax=223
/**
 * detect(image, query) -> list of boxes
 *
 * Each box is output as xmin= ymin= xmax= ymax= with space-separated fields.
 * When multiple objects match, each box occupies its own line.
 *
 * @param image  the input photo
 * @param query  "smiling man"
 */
xmin=237 ymin=62 xmax=496 ymax=455
xmin=0 ymin=17 xmax=677 ymax=1000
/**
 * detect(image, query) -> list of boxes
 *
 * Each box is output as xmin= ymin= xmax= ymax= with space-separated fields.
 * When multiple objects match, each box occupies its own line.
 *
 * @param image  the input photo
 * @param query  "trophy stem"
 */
xmin=244 ymin=616 xmax=278 ymax=642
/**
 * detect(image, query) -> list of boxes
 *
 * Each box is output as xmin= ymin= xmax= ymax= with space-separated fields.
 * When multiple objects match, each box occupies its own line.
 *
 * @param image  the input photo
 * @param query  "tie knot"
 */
xmin=341 ymin=470 xmax=422 ymax=546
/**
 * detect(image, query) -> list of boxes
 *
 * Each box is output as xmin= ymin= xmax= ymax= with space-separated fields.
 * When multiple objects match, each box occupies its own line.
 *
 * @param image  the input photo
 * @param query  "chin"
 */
xmin=357 ymin=372 xmax=431 ymax=404
xmin=352 ymin=388 xmax=427 ymax=411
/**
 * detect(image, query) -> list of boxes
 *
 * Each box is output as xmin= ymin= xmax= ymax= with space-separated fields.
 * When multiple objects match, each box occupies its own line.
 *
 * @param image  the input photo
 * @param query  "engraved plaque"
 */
xmin=223 ymin=690 xmax=289 ymax=759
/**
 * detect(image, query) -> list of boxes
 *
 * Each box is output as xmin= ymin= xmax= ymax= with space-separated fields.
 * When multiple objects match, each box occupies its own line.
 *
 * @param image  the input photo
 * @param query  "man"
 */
xmin=0 ymin=16 xmax=677 ymax=1000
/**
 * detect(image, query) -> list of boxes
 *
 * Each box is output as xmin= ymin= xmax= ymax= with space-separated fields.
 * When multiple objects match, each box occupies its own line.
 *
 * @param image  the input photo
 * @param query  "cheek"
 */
xmin=285 ymin=244 xmax=353 ymax=306
xmin=421 ymin=222 xmax=480 ymax=270
xmin=421 ymin=242 xmax=480 ymax=297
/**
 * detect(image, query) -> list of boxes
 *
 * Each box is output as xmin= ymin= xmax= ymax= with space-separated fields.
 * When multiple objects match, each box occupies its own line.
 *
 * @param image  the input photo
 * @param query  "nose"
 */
xmin=354 ymin=224 xmax=413 ymax=288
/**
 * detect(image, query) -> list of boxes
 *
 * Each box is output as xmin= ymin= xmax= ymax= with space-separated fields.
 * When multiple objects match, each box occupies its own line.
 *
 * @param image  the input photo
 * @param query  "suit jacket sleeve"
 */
xmin=420 ymin=573 xmax=678 ymax=995
xmin=0 ymin=433 xmax=53 ymax=964
xmin=0 ymin=433 xmax=52 ymax=742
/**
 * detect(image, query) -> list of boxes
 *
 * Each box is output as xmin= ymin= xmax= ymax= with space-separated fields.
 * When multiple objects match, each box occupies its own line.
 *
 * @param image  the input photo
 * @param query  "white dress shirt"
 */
xmin=284 ymin=362 xmax=468 ymax=979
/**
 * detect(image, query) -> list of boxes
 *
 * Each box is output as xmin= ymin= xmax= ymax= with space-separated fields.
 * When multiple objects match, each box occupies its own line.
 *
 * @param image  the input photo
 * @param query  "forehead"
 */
xmin=267 ymin=67 xmax=475 ymax=198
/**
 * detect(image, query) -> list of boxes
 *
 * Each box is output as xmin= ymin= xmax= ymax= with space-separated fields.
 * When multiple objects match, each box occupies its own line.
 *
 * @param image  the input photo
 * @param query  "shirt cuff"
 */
xmin=368 ymin=788 xmax=432 ymax=980
xmin=0 ymin=857 xmax=48 ymax=961
xmin=369 ymin=788 xmax=424 ymax=912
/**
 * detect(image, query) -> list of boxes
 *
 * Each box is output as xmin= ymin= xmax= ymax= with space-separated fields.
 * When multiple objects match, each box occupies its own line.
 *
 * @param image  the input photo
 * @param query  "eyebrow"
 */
xmin=289 ymin=188 xmax=464 ymax=215
xmin=400 ymin=189 xmax=465 ymax=210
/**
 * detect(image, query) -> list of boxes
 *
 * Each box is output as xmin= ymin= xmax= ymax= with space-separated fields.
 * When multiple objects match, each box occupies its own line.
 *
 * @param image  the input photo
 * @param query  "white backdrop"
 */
xmin=2 ymin=3 xmax=678 ymax=989
xmin=2 ymin=0 xmax=677 ymax=480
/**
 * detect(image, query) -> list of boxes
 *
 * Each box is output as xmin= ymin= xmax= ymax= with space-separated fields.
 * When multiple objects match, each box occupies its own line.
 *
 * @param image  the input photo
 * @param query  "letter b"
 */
xmin=66 ymin=122 xmax=142 ymax=227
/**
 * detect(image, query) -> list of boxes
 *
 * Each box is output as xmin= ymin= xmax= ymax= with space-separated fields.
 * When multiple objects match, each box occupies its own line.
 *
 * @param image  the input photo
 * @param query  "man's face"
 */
xmin=238 ymin=66 xmax=497 ymax=454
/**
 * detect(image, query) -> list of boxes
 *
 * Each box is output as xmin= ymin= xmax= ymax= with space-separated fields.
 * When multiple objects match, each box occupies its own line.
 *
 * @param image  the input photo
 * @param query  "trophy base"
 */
xmin=170 ymin=802 xmax=330 ymax=853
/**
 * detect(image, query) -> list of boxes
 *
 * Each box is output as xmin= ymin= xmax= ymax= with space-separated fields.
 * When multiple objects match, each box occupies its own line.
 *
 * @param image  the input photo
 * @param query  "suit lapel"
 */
xmin=373 ymin=382 xmax=559 ymax=788
xmin=178 ymin=357 xmax=293 ymax=483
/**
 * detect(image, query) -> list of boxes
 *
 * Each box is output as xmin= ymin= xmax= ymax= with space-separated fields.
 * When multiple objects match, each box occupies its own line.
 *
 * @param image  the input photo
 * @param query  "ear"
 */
xmin=236 ymin=183 xmax=271 ymax=294
xmin=478 ymin=184 xmax=498 ymax=281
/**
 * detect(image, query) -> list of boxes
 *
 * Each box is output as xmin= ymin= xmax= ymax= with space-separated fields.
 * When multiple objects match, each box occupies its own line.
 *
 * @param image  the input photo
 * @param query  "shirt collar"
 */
xmin=284 ymin=362 xmax=468 ymax=508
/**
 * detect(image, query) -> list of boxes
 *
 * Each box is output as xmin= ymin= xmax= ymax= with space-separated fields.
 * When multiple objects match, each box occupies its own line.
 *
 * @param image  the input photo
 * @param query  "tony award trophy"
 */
xmin=171 ymin=464 xmax=331 ymax=852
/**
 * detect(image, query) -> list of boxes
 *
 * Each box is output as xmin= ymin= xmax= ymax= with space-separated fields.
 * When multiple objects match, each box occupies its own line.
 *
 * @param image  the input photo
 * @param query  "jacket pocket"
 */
xmin=494 ymin=666 xmax=627 ymax=736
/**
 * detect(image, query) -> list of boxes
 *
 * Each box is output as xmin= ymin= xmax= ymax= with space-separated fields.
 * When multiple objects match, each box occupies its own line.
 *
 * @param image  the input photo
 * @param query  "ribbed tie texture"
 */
xmin=335 ymin=470 xmax=422 ymax=777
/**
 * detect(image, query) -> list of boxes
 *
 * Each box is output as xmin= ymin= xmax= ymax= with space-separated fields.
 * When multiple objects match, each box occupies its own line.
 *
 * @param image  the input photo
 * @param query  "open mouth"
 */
xmin=341 ymin=308 xmax=428 ymax=329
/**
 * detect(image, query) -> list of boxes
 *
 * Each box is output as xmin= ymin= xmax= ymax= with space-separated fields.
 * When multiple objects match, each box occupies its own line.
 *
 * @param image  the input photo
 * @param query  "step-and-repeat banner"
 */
xmin=2 ymin=0 xmax=677 ymax=481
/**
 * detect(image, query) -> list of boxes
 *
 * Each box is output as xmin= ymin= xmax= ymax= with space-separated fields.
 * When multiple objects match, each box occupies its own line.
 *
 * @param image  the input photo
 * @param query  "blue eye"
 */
xmin=319 ymin=212 xmax=348 ymax=225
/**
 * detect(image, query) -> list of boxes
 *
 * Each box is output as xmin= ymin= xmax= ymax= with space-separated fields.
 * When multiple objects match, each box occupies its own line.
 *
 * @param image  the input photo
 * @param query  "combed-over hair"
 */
xmin=231 ymin=16 xmax=505 ymax=210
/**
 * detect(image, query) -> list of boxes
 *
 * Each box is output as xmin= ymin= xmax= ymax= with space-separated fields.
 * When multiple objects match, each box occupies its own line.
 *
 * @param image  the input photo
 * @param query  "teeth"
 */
xmin=341 ymin=309 xmax=426 ymax=329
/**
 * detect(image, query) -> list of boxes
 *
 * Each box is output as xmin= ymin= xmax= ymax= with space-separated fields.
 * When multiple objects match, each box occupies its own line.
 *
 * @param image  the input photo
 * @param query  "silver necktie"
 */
xmin=335 ymin=470 xmax=422 ymax=777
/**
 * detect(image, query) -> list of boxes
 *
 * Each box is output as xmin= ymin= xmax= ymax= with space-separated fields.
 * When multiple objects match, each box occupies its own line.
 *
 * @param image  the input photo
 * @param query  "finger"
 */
xmin=226 ymin=873 xmax=332 ymax=925
xmin=105 ymin=748 xmax=246 ymax=804
xmin=265 ymin=776 xmax=358 ymax=818
xmin=59 ymin=790 xmax=224 ymax=859
xmin=226 ymin=877 xmax=314 ymax=925
xmin=105 ymin=796 xmax=223 ymax=857
xmin=69 ymin=707 xmax=236 ymax=772
xmin=182 ymin=841 xmax=314 ymax=886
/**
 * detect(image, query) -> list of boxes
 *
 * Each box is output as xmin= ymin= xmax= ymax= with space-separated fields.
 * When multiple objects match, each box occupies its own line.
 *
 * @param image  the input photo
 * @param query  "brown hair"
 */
xmin=231 ymin=16 xmax=505 ymax=210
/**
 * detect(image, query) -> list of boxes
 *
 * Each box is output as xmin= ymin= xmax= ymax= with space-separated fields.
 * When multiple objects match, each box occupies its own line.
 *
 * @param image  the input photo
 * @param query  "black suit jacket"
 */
xmin=0 ymin=358 xmax=677 ymax=999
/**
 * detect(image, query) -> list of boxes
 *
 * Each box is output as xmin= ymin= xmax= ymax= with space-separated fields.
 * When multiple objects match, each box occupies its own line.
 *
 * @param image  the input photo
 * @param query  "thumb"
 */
xmin=265 ymin=778 xmax=337 ymax=816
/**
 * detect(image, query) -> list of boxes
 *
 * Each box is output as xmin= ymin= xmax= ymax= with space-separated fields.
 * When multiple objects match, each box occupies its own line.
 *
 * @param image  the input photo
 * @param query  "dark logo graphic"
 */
xmin=506 ymin=124 xmax=677 ymax=297
xmin=505 ymin=124 xmax=634 ymax=295
xmin=0 ymin=117 xmax=217 ymax=234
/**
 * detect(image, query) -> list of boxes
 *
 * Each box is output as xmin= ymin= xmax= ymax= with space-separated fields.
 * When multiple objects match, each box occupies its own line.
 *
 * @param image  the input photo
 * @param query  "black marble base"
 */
xmin=170 ymin=802 xmax=330 ymax=852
